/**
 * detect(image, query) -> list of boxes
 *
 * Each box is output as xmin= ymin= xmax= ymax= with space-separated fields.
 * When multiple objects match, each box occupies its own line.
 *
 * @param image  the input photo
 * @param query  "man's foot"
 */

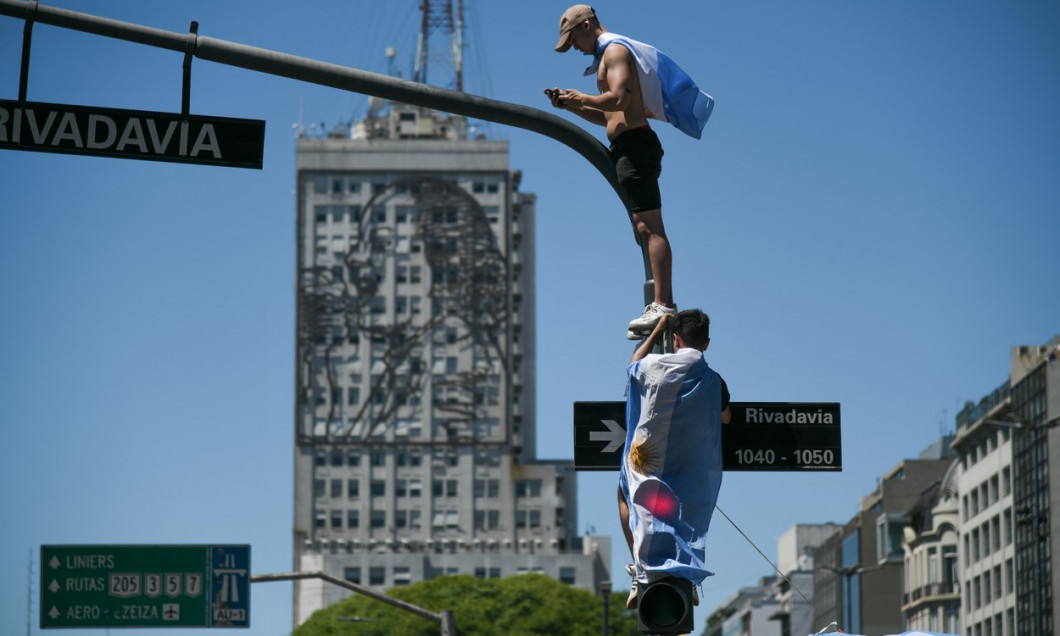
xmin=628 ymin=302 xmax=676 ymax=333
xmin=625 ymin=563 xmax=639 ymax=609
xmin=626 ymin=329 xmax=644 ymax=341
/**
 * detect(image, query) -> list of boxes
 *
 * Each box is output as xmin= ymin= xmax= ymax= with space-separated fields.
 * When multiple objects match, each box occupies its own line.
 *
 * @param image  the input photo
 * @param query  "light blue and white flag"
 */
xmin=820 ymin=632 xmax=964 ymax=636
xmin=586 ymin=32 xmax=714 ymax=139
xmin=621 ymin=348 xmax=724 ymax=585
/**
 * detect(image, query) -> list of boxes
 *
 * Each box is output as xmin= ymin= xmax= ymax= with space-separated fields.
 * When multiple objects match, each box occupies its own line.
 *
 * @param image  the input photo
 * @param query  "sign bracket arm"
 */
xmin=181 ymin=20 xmax=198 ymax=116
xmin=18 ymin=0 xmax=36 ymax=101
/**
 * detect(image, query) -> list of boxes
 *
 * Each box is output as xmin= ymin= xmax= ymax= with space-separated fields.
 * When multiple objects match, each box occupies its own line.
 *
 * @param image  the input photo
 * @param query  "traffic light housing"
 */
xmin=637 ymin=577 xmax=694 ymax=634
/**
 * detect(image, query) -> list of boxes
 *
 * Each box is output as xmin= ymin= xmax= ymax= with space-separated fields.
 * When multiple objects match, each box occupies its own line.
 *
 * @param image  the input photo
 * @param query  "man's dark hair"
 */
xmin=671 ymin=309 xmax=710 ymax=349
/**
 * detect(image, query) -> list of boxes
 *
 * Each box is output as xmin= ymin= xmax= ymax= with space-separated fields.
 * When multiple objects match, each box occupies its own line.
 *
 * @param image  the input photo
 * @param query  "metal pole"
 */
xmin=0 ymin=0 xmax=656 ymax=317
xmin=250 ymin=571 xmax=447 ymax=627
xmin=0 ymin=0 xmax=628 ymax=206
xmin=601 ymin=582 xmax=611 ymax=636
xmin=439 ymin=609 xmax=456 ymax=636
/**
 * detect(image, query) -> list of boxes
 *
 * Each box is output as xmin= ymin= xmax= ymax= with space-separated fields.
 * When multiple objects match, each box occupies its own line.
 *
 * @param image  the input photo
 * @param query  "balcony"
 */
xmin=903 ymin=581 xmax=959 ymax=606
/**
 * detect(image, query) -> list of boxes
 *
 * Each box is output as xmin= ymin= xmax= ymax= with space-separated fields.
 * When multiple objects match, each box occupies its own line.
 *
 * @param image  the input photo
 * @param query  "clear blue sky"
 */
xmin=1 ymin=1 xmax=1058 ymax=634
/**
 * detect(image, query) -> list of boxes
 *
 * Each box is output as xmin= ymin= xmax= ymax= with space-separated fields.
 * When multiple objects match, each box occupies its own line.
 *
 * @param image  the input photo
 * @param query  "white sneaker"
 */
xmin=627 ymin=302 xmax=676 ymax=333
xmin=624 ymin=563 xmax=639 ymax=609
xmin=626 ymin=329 xmax=644 ymax=341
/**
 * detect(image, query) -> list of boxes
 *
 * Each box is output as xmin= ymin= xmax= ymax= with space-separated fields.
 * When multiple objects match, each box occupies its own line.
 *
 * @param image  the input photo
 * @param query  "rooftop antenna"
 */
xmin=413 ymin=0 xmax=464 ymax=91
xmin=386 ymin=46 xmax=398 ymax=78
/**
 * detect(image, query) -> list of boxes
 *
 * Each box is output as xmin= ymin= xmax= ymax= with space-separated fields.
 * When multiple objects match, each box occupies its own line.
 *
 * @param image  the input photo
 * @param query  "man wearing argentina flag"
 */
xmin=547 ymin=5 xmax=714 ymax=338
xmin=618 ymin=309 xmax=729 ymax=609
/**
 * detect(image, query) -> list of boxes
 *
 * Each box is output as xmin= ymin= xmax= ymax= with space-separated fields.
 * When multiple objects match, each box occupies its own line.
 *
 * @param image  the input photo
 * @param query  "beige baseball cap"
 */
xmin=555 ymin=5 xmax=596 ymax=52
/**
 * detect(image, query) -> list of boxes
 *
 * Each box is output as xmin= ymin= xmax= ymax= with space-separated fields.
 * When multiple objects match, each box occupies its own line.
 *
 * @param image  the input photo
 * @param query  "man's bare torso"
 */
xmin=598 ymin=43 xmax=651 ymax=141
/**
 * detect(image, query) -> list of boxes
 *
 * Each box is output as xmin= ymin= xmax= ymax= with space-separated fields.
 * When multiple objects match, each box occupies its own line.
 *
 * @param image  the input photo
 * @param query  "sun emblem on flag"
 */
xmin=628 ymin=434 xmax=661 ymax=476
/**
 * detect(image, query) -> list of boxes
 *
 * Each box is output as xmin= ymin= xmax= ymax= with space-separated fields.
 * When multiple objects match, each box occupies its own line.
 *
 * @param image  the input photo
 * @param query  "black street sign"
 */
xmin=574 ymin=401 xmax=841 ymax=472
xmin=0 ymin=100 xmax=265 ymax=168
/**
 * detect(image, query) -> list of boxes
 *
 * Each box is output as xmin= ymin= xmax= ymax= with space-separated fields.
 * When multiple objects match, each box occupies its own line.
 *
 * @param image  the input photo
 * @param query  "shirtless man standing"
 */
xmin=546 ymin=5 xmax=674 ymax=337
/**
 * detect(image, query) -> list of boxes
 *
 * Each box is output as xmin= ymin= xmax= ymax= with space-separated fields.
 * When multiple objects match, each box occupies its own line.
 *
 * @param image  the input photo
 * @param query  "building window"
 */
xmin=347 ymin=479 xmax=360 ymax=499
xmin=371 ymin=481 xmax=386 ymax=497
xmin=313 ymin=479 xmax=325 ymax=498
xmin=559 ymin=567 xmax=576 ymax=585
xmin=369 ymin=567 xmax=385 ymax=586
xmin=331 ymin=510 xmax=343 ymax=529
xmin=875 ymin=512 xmax=905 ymax=562
xmin=371 ymin=510 xmax=385 ymax=528
xmin=330 ymin=479 xmax=343 ymax=499
xmin=344 ymin=567 xmax=361 ymax=583
xmin=516 ymin=479 xmax=542 ymax=498
xmin=347 ymin=510 xmax=359 ymax=528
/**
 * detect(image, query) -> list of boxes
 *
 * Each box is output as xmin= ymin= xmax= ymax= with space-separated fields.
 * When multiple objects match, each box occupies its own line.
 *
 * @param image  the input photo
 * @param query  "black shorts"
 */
xmin=610 ymin=126 xmax=664 ymax=214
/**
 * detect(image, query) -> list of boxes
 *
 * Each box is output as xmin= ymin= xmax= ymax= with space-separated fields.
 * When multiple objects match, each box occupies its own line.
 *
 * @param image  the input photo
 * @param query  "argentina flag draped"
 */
xmin=588 ymin=32 xmax=714 ymax=139
xmin=621 ymin=348 xmax=724 ymax=584
xmin=821 ymin=632 xmax=964 ymax=636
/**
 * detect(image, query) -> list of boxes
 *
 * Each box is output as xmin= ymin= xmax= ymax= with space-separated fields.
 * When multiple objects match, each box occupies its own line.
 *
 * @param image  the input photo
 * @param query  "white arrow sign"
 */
xmin=589 ymin=419 xmax=625 ymax=453
xmin=49 ymin=606 xmax=60 ymax=619
xmin=49 ymin=556 xmax=61 ymax=569
xmin=49 ymin=579 xmax=60 ymax=593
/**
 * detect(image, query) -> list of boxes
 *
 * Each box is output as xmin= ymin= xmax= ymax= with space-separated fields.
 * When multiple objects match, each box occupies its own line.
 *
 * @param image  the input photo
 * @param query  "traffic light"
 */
xmin=637 ymin=577 xmax=694 ymax=634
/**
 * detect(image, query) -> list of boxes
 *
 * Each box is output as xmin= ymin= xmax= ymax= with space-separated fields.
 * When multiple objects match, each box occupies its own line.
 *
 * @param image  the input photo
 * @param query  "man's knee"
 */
xmin=633 ymin=209 xmax=665 ymax=240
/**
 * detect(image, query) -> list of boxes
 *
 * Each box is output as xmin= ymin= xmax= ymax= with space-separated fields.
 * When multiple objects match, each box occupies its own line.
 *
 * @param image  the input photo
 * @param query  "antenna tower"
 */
xmin=413 ymin=0 xmax=464 ymax=92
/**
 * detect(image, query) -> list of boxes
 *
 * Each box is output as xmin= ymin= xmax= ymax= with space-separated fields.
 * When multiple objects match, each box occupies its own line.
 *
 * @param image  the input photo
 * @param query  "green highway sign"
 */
xmin=40 ymin=544 xmax=250 ymax=629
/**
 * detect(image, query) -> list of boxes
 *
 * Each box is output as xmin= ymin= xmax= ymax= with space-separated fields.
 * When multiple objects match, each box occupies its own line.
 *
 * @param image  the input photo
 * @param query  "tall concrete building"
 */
xmin=951 ymin=380 xmax=1016 ymax=636
xmin=812 ymin=438 xmax=955 ymax=634
xmin=771 ymin=524 xmax=841 ymax=636
xmin=290 ymin=103 xmax=608 ymax=626
xmin=951 ymin=336 xmax=1060 ymax=636
xmin=703 ymin=577 xmax=781 ymax=636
